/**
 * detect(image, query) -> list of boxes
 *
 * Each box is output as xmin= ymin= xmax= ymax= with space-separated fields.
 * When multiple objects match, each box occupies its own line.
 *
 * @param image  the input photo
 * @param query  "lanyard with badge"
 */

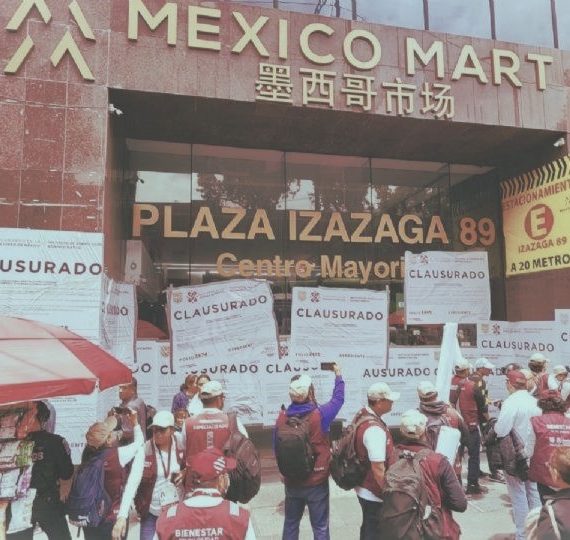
xmin=153 ymin=439 xmax=179 ymax=508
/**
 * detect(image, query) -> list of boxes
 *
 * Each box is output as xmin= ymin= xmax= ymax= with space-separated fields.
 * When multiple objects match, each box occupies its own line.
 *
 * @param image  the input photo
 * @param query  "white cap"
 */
xmin=368 ymin=382 xmax=400 ymax=402
xmin=553 ymin=365 xmax=568 ymax=376
xmin=529 ymin=352 xmax=548 ymax=364
xmin=289 ymin=375 xmax=312 ymax=401
xmin=475 ymin=357 xmax=495 ymax=370
xmin=199 ymin=380 xmax=224 ymax=399
xmin=400 ymin=410 xmax=428 ymax=439
xmin=149 ymin=410 xmax=175 ymax=428
xmin=454 ymin=357 xmax=470 ymax=371
xmin=417 ymin=381 xmax=438 ymax=399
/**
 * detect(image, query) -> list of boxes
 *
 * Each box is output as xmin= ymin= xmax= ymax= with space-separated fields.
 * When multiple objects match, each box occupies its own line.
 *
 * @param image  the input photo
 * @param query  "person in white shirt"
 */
xmin=495 ymin=369 xmax=542 ymax=540
xmin=113 ymin=411 xmax=184 ymax=540
xmin=187 ymin=374 xmax=211 ymax=417
xmin=154 ymin=447 xmax=255 ymax=540
xmin=548 ymin=365 xmax=568 ymax=392
xmin=354 ymin=382 xmax=400 ymax=540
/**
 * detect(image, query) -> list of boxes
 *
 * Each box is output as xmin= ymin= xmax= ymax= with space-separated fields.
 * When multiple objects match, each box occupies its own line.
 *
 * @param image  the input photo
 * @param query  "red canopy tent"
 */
xmin=0 ymin=316 xmax=133 ymax=405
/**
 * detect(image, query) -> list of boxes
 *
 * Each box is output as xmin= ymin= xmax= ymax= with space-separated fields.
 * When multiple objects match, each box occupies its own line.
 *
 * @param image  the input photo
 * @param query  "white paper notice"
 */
xmin=0 ymin=228 xmax=103 ymax=342
xmin=134 ymin=341 xmax=178 ymax=410
xmin=101 ymin=277 xmax=137 ymax=367
xmin=555 ymin=310 xmax=570 ymax=365
xmin=50 ymin=393 xmax=99 ymax=464
xmin=376 ymin=347 xmax=440 ymax=425
xmin=168 ymin=280 xmax=279 ymax=424
xmin=404 ymin=251 xmax=491 ymax=324
xmin=289 ymin=286 xmax=389 ymax=372
xmin=477 ymin=320 xmax=558 ymax=405
xmin=288 ymin=286 xmax=388 ymax=421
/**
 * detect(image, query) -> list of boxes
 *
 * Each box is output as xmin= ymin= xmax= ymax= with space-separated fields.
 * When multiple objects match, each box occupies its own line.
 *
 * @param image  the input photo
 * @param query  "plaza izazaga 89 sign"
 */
xmin=501 ymin=156 xmax=570 ymax=276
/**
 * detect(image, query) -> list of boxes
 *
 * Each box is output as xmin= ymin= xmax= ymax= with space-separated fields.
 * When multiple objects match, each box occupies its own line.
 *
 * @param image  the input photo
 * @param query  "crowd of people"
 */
xmin=4 ymin=354 xmax=570 ymax=540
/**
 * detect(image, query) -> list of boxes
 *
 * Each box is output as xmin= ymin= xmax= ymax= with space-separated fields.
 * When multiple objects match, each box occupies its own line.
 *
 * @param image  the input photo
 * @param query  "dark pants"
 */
xmin=467 ymin=427 xmax=481 ymax=486
xmin=7 ymin=497 xmax=71 ymax=540
xmin=282 ymin=482 xmax=330 ymax=540
xmin=537 ymin=482 xmax=557 ymax=504
xmin=357 ymin=497 xmax=381 ymax=540
xmin=83 ymin=521 xmax=115 ymax=540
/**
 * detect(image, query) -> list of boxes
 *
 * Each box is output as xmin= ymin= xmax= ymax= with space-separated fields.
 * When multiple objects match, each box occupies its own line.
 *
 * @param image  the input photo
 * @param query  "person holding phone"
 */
xmin=274 ymin=362 xmax=344 ymax=540
xmin=113 ymin=411 xmax=185 ymax=540
xmin=112 ymin=377 xmax=147 ymax=444
xmin=80 ymin=409 xmax=144 ymax=540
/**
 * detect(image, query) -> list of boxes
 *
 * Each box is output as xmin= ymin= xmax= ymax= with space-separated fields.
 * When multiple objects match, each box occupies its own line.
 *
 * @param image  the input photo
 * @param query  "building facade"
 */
xmin=1 ymin=0 xmax=570 ymax=339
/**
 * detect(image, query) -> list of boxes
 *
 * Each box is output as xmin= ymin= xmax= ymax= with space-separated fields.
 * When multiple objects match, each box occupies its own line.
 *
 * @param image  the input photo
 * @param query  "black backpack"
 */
xmin=274 ymin=412 xmax=315 ymax=481
xmin=378 ymin=449 xmax=445 ymax=540
xmin=330 ymin=411 xmax=378 ymax=490
xmin=222 ymin=412 xmax=261 ymax=504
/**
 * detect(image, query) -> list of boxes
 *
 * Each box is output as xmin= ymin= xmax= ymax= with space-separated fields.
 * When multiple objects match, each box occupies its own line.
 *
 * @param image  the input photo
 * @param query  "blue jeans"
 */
xmin=505 ymin=474 xmax=541 ymax=540
xmin=140 ymin=513 xmax=158 ymax=540
xmin=467 ymin=427 xmax=481 ymax=485
xmin=282 ymin=482 xmax=330 ymax=540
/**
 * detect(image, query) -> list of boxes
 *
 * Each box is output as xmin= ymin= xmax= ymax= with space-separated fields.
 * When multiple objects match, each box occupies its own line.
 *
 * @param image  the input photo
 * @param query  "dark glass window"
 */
xmin=126 ymin=140 xmax=192 ymax=330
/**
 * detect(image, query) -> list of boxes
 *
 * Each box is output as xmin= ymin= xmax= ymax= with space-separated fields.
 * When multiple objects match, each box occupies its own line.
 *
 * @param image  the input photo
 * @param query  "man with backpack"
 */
xmin=417 ymin=381 xmax=467 ymax=480
xmin=67 ymin=409 xmax=144 ymax=540
xmin=353 ymin=382 xmax=399 ymax=540
xmin=181 ymin=380 xmax=259 ymax=504
xmin=379 ymin=410 xmax=467 ymax=540
xmin=495 ymin=369 xmax=541 ymax=540
xmin=6 ymin=401 xmax=74 ymax=540
xmin=274 ymin=366 xmax=345 ymax=540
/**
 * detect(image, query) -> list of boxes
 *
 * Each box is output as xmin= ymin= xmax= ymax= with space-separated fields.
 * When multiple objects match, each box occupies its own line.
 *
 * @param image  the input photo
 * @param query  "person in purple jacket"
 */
xmin=274 ymin=364 xmax=345 ymax=540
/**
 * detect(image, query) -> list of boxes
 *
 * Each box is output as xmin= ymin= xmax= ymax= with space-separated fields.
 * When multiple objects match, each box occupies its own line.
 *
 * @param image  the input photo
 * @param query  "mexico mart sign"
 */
xmin=126 ymin=0 xmax=553 ymax=90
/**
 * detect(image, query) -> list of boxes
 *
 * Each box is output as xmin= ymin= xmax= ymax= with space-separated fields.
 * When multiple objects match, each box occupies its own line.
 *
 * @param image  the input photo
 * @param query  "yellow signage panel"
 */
xmin=502 ymin=156 xmax=570 ymax=276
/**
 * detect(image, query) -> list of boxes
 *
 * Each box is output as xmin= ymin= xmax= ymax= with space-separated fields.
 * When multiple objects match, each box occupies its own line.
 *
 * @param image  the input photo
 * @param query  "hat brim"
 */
xmin=150 ymin=420 xmax=174 ymax=428
xmin=199 ymin=392 xmax=224 ymax=399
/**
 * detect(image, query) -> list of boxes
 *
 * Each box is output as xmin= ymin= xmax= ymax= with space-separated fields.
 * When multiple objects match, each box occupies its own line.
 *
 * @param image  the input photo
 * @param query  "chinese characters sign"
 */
xmin=255 ymin=64 xmax=455 ymax=118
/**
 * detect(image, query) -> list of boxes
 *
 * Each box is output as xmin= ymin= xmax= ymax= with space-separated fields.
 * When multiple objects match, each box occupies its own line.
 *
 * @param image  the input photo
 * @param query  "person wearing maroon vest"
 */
xmin=180 ymin=380 xmax=248 ymax=492
xmin=155 ymin=447 xmax=255 ymax=540
xmin=274 ymin=366 xmax=345 ymax=540
xmin=396 ymin=410 xmax=467 ymax=540
xmin=353 ymin=382 xmax=399 ymax=540
xmin=535 ymin=447 xmax=570 ymax=539
xmin=528 ymin=390 xmax=570 ymax=503
xmin=113 ymin=411 xmax=185 ymax=540
xmin=449 ymin=357 xmax=488 ymax=494
xmin=80 ymin=410 xmax=144 ymax=540
xmin=417 ymin=380 xmax=468 ymax=480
